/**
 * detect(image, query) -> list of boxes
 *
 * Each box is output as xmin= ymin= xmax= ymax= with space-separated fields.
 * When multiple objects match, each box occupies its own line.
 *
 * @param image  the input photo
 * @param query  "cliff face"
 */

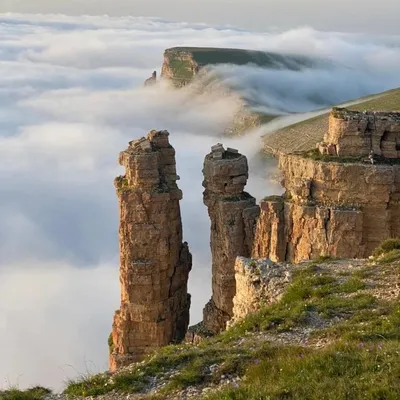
xmin=202 ymin=144 xmax=259 ymax=333
xmin=319 ymin=108 xmax=400 ymax=158
xmin=110 ymin=130 xmax=192 ymax=371
xmin=257 ymin=108 xmax=400 ymax=263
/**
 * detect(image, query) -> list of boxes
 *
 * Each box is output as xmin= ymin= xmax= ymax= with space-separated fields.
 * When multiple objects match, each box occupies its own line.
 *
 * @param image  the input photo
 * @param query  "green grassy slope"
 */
xmin=7 ymin=242 xmax=400 ymax=400
xmin=61 ymin=241 xmax=400 ymax=400
xmin=263 ymin=88 xmax=400 ymax=155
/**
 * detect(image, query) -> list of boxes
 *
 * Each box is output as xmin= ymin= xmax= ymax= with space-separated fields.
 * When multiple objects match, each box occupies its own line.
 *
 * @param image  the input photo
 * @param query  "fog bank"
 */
xmin=0 ymin=13 xmax=399 ymax=391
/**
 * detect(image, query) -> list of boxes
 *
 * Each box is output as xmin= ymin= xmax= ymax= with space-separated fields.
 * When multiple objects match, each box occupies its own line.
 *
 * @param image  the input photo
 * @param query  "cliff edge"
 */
xmin=258 ymin=108 xmax=400 ymax=263
xmin=263 ymin=87 xmax=400 ymax=156
xmin=161 ymin=47 xmax=314 ymax=88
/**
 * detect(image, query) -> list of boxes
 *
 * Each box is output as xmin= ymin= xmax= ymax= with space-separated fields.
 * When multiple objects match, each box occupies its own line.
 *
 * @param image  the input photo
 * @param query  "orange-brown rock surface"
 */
xmin=255 ymin=108 xmax=400 ymax=263
xmin=202 ymin=144 xmax=259 ymax=333
xmin=109 ymin=130 xmax=192 ymax=371
xmin=318 ymin=107 xmax=400 ymax=158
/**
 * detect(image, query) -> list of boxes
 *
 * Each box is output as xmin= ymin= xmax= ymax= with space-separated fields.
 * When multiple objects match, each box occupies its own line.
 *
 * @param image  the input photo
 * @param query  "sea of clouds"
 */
xmin=1 ymin=13 xmax=400 ymax=391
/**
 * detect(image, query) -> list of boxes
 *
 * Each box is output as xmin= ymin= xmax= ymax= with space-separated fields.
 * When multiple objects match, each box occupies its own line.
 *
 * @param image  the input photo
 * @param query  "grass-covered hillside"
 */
xmin=9 ymin=239 xmax=399 ymax=400
xmin=263 ymin=87 xmax=400 ymax=155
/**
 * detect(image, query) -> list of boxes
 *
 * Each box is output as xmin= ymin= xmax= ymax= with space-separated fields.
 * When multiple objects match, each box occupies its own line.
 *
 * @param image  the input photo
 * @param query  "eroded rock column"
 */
xmin=202 ymin=144 xmax=259 ymax=333
xmin=109 ymin=130 xmax=192 ymax=371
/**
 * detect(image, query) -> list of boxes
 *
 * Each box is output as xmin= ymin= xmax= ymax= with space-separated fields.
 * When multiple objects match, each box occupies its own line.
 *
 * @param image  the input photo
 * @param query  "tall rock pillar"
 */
xmin=202 ymin=144 xmax=259 ymax=333
xmin=110 ymin=130 xmax=192 ymax=371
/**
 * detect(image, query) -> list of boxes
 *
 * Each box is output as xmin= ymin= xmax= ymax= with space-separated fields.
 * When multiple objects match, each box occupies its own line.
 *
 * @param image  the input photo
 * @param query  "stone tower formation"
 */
xmin=110 ymin=108 xmax=400 ymax=369
xmin=109 ymin=130 xmax=192 ymax=371
xmin=202 ymin=144 xmax=259 ymax=334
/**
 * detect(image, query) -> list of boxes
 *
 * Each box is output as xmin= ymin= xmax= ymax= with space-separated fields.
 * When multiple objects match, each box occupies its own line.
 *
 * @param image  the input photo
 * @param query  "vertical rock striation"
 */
xmin=256 ymin=108 xmax=400 ymax=263
xmin=202 ymin=144 xmax=259 ymax=333
xmin=109 ymin=130 xmax=192 ymax=371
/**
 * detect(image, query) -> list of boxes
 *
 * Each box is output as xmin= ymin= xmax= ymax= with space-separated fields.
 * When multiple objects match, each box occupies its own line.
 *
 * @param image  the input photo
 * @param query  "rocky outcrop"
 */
xmin=318 ymin=108 xmax=400 ymax=158
xmin=109 ymin=130 xmax=192 ymax=371
xmin=229 ymin=257 xmax=292 ymax=327
xmin=144 ymin=71 xmax=157 ymax=86
xmin=263 ymin=89 xmax=400 ymax=157
xmin=161 ymin=49 xmax=200 ymax=87
xmin=257 ymin=108 xmax=400 ymax=263
xmin=202 ymin=144 xmax=259 ymax=333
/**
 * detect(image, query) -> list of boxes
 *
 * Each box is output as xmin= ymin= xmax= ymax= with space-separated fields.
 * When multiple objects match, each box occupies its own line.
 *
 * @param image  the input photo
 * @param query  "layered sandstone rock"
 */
xmin=256 ymin=109 xmax=400 ymax=263
xmin=109 ymin=130 xmax=192 ymax=371
xmin=318 ymin=107 xmax=400 ymax=158
xmin=202 ymin=144 xmax=259 ymax=333
xmin=229 ymin=257 xmax=292 ymax=327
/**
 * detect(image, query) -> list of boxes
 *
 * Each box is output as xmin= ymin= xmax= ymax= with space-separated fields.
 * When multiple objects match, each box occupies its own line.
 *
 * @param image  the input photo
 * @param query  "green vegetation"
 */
xmin=66 ymin=372 xmax=147 ymax=397
xmin=373 ymin=237 xmax=400 ymax=256
xmin=108 ymin=332 xmax=114 ymax=354
xmin=372 ymin=237 xmax=400 ymax=264
xmin=63 ymin=238 xmax=399 ymax=400
xmin=375 ymin=249 xmax=400 ymax=264
xmin=301 ymin=148 xmax=363 ymax=164
xmin=168 ymin=58 xmax=193 ymax=80
xmin=115 ymin=175 xmax=131 ymax=194
xmin=165 ymin=47 xmax=315 ymax=72
xmin=0 ymin=387 xmax=51 ymax=400
xmin=65 ymin=344 xmax=254 ymax=397
xmin=205 ymin=339 xmax=400 ymax=400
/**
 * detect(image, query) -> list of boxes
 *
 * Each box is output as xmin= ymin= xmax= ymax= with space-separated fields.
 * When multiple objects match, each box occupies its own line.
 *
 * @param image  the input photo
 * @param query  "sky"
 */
xmin=0 ymin=10 xmax=400 ymax=393
xmin=1 ymin=0 xmax=400 ymax=35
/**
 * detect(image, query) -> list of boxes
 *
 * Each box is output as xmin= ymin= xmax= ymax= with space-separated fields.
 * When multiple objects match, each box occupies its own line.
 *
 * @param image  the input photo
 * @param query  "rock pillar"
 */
xmin=202 ymin=144 xmax=259 ymax=333
xmin=109 ymin=130 xmax=192 ymax=371
xmin=144 ymin=71 xmax=157 ymax=86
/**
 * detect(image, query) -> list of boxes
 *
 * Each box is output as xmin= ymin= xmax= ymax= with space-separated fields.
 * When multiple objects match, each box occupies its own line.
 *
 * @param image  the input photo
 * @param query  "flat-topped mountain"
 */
xmin=158 ymin=46 xmax=328 ymax=135
xmin=161 ymin=47 xmax=316 ymax=87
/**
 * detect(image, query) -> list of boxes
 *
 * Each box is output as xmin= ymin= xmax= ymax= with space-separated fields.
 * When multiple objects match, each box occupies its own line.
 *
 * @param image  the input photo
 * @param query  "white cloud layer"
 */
xmin=0 ymin=13 xmax=399 ymax=391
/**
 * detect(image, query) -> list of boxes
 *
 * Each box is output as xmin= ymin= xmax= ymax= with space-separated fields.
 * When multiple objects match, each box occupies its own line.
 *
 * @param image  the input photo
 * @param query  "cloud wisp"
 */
xmin=0 ymin=13 xmax=399 ymax=391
